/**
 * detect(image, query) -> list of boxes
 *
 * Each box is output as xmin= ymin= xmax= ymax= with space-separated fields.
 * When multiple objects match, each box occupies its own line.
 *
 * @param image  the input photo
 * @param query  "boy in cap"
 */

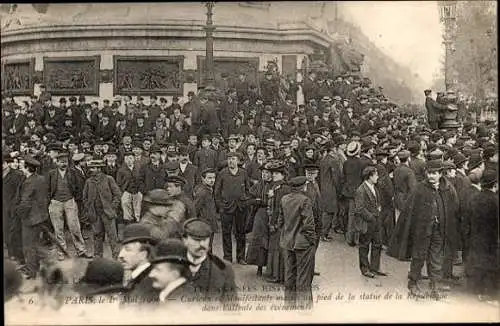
xmin=182 ymin=218 xmax=237 ymax=303
xmin=116 ymin=151 xmax=142 ymax=224
xmin=193 ymin=168 xmax=219 ymax=237
xmin=164 ymin=175 xmax=196 ymax=222
xmin=354 ymin=166 xmax=387 ymax=279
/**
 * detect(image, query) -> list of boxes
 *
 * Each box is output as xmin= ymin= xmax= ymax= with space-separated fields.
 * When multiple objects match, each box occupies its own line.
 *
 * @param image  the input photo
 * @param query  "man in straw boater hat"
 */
xmin=466 ymin=169 xmax=499 ymax=305
xmin=341 ymin=141 xmax=363 ymax=247
xmin=82 ymin=159 xmax=122 ymax=259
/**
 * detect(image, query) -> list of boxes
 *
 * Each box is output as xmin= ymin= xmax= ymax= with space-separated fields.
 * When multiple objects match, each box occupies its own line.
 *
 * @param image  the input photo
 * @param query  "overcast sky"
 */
xmin=341 ymin=1 xmax=444 ymax=86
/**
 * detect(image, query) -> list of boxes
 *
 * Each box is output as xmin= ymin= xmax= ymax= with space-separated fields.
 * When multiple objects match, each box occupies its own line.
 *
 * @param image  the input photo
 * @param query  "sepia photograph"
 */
xmin=1 ymin=1 xmax=498 ymax=324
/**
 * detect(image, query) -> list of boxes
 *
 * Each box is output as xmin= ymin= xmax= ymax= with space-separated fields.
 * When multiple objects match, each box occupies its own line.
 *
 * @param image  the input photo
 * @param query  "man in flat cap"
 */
xmin=164 ymin=175 xmax=196 ymax=223
xmin=118 ymin=223 xmax=159 ymax=304
xmin=214 ymin=151 xmax=251 ymax=264
xmin=82 ymin=160 xmax=122 ymax=259
xmin=182 ymin=218 xmax=237 ymax=303
xmin=389 ymin=160 xmax=459 ymax=300
xmin=278 ymin=176 xmax=317 ymax=310
xmin=393 ymin=150 xmax=417 ymax=224
xmin=138 ymin=145 xmax=168 ymax=194
xmin=15 ymin=156 xmax=50 ymax=279
xmin=47 ymin=152 xmax=91 ymax=260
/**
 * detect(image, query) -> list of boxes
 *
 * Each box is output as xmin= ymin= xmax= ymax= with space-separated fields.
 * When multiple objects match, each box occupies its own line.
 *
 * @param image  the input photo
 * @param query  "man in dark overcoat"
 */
xmin=388 ymin=160 xmax=459 ymax=299
xmin=393 ymin=150 xmax=417 ymax=223
xmin=138 ymin=147 xmax=168 ymax=194
xmin=319 ymin=142 xmax=342 ymax=241
xmin=466 ymin=170 xmax=499 ymax=301
xmin=278 ymin=176 xmax=317 ymax=310
xmin=342 ymin=141 xmax=364 ymax=246
xmin=424 ymin=89 xmax=446 ymax=130
xmin=16 ymin=156 xmax=50 ymax=279
xmin=374 ymin=149 xmax=395 ymax=247
xmin=3 ymin=153 xmax=26 ymax=263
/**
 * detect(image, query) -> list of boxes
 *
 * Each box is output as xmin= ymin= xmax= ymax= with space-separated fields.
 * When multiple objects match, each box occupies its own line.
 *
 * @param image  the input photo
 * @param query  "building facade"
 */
xmin=1 ymin=2 xmax=344 ymax=105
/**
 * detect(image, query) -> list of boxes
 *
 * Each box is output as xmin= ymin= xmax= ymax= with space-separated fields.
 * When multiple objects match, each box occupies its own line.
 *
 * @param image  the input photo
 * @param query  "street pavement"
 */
xmin=6 ymin=227 xmax=500 ymax=324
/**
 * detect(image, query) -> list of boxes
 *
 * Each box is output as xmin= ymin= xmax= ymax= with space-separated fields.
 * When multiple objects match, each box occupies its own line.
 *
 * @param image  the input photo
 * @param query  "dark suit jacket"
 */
xmin=425 ymin=96 xmax=445 ymax=123
xmin=123 ymin=264 xmax=160 ymax=305
xmin=189 ymin=254 xmax=237 ymax=303
xmin=178 ymin=163 xmax=199 ymax=198
xmin=279 ymin=190 xmax=316 ymax=250
xmin=16 ymin=173 xmax=50 ymax=226
xmin=354 ymin=182 xmax=381 ymax=234
xmin=193 ymin=184 xmax=218 ymax=231
xmin=393 ymin=164 xmax=417 ymax=211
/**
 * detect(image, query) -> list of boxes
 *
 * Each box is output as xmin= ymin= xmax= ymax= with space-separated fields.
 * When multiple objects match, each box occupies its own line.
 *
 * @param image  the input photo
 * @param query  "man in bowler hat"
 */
xmin=118 ymin=223 xmax=159 ymax=304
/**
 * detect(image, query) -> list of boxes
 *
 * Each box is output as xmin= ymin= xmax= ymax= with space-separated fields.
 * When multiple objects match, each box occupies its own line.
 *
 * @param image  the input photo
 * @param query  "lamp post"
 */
xmin=204 ymin=2 xmax=216 ymax=88
xmin=438 ymin=1 xmax=458 ymax=92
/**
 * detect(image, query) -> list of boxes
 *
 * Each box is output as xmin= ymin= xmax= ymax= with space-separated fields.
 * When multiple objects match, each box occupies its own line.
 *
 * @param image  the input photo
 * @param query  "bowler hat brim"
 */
xmin=121 ymin=236 xmax=158 ymax=246
xmin=150 ymin=255 xmax=193 ymax=266
xmin=73 ymin=282 xmax=125 ymax=296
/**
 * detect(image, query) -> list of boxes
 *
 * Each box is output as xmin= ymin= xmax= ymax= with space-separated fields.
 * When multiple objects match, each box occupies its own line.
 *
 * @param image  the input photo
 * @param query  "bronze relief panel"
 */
xmin=114 ymin=56 xmax=184 ymax=96
xmin=2 ymin=58 xmax=35 ymax=96
xmin=197 ymin=56 xmax=260 ymax=88
xmin=43 ymin=56 xmax=100 ymax=95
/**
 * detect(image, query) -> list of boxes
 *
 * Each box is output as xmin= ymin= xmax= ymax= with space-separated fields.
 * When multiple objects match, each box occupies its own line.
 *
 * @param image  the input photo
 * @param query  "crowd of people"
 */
xmin=2 ymin=68 xmax=499 ymax=312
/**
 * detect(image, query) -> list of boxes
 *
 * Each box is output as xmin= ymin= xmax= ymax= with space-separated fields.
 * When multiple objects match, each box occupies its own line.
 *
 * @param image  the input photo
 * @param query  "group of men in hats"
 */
xmin=3 ymin=67 xmax=499 ymax=311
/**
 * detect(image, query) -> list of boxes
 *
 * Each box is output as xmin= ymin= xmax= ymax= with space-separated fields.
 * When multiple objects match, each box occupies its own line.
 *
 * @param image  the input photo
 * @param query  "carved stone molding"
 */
xmin=43 ymin=56 xmax=100 ymax=95
xmin=114 ymin=56 xmax=184 ymax=96
xmin=1 ymin=58 xmax=35 ymax=96
xmin=196 ymin=56 xmax=259 ymax=88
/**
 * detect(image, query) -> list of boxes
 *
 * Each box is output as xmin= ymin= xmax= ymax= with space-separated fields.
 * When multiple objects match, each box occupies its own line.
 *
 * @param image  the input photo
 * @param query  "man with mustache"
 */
xmin=148 ymin=239 xmax=197 ymax=307
xmin=182 ymin=218 xmax=237 ymax=303
xmin=118 ymin=223 xmax=159 ymax=305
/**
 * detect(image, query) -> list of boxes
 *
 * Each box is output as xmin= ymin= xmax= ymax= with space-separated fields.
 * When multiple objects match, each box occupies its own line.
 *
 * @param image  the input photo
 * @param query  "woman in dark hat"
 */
xmin=245 ymin=162 xmax=273 ymax=276
xmin=265 ymin=160 xmax=290 ymax=284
